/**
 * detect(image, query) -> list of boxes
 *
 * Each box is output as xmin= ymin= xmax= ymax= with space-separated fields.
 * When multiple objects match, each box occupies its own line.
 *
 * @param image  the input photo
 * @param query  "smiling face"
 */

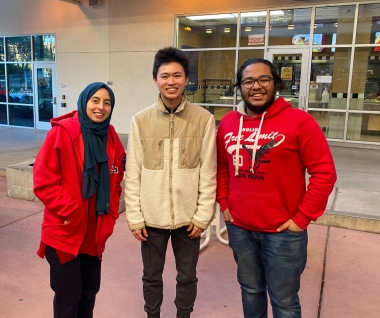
xmin=153 ymin=61 xmax=189 ymax=110
xmin=86 ymin=88 xmax=112 ymax=123
xmin=240 ymin=62 xmax=276 ymax=117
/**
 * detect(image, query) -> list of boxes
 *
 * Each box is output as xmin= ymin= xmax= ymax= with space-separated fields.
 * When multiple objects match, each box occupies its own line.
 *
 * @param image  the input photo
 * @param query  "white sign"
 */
xmin=316 ymin=75 xmax=332 ymax=83
xmin=60 ymin=83 xmax=69 ymax=90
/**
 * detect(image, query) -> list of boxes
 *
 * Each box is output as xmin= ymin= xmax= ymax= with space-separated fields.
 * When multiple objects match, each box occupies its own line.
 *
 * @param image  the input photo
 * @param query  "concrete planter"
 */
xmin=6 ymin=160 xmax=125 ymax=213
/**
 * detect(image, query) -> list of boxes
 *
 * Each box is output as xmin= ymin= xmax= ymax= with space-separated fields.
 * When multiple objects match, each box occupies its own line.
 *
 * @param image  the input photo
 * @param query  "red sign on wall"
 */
xmin=248 ymin=34 xmax=265 ymax=45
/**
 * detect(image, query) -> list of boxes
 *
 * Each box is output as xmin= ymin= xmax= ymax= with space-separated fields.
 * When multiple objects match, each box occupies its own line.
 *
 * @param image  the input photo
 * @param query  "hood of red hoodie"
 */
xmin=236 ymin=96 xmax=291 ymax=120
xmin=50 ymin=110 xmax=81 ymax=140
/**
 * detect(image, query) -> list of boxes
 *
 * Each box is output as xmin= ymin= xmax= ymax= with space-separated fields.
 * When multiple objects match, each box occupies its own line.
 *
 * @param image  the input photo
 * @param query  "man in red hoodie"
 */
xmin=216 ymin=58 xmax=336 ymax=318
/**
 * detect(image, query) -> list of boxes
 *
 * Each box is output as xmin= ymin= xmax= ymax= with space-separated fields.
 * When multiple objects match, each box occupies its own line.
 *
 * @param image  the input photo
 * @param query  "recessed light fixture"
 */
xmin=244 ymin=26 xmax=252 ymax=32
xmin=206 ymin=28 xmax=213 ymax=33
xmin=288 ymin=24 xmax=295 ymax=30
xmin=184 ymin=26 xmax=191 ymax=31
xmin=224 ymin=28 xmax=231 ymax=33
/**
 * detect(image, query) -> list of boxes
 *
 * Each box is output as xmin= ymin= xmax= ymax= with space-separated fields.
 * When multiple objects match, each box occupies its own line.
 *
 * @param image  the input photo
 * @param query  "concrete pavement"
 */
xmin=1 ymin=126 xmax=380 ymax=317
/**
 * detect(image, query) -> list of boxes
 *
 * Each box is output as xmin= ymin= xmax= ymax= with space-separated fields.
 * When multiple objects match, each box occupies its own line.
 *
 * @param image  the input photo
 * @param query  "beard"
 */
xmin=242 ymin=91 xmax=276 ymax=115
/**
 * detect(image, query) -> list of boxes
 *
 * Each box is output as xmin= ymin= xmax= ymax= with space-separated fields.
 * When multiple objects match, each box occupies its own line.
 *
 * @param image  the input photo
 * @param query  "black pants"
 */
xmin=45 ymin=245 xmax=101 ymax=318
xmin=141 ymin=226 xmax=200 ymax=318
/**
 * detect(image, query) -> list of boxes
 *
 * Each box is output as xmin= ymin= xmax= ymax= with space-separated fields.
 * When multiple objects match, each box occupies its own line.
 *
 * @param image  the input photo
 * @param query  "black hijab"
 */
xmin=77 ymin=82 xmax=115 ymax=215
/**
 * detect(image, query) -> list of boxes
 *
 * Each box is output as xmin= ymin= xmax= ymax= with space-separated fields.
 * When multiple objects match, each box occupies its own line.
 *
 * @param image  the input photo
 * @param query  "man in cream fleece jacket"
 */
xmin=124 ymin=47 xmax=217 ymax=318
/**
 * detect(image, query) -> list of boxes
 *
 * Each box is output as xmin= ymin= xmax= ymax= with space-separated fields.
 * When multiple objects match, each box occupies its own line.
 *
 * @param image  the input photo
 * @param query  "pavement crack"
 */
xmin=0 ymin=209 xmax=43 ymax=229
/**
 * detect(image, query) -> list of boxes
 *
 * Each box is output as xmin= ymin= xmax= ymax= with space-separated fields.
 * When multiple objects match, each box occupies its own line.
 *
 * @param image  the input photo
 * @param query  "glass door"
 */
xmin=34 ymin=63 xmax=56 ymax=130
xmin=266 ymin=48 xmax=310 ymax=110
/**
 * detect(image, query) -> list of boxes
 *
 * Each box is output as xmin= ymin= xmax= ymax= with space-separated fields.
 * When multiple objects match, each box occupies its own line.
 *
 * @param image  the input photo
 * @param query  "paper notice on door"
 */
xmin=281 ymin=67 xmax=293 ymax=80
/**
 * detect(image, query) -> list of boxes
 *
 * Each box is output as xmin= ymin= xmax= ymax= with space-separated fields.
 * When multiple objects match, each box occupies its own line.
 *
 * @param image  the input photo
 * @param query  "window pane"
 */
xmin=347 ymin=113 xmax=380 ymax=142
xmin=6 ymin=36 xmax=31 ymax=62
xmin=309 ymin=48 xmax=351 ymax=110
xmin=315 ymin=5 xmax=355 ymax=46
xmin=238 ymin=49 xmax=265 ymax=65
xmin=309 ymin=110 xmax=345 ymax=140
xmin=9 ymin=104 xmax=34 ymax=127
xmin=269 ymin=8 xmax=312 ymax=46
xmin=351 ymin=47 xmax=380 ymax=111
xmin=356 ymin=3 xmax=380 ymax=45
xmin=0 ymin=38 xmax=4 ymax=61
xmin=183 ymin=50 xmax=236 ymax=105
xmin=33 ymin=35 xmax=56 ymax=61
xmin=0 ymin=104 xmax=7 ymax=124
xmin=178 ymin=14 xmax=237 ymax=49
xmin=240 ymin=11 xmax=266 ymax=47
xmin=0 ymin=64 xmax=5 ymax=102
xmin=7 ymin=63 xmax=33 ymax=104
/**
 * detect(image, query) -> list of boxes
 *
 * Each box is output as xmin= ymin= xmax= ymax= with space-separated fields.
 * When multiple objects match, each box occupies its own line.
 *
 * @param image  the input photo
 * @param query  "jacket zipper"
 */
xmin=169 ymin=113 xmax=175 ymax=228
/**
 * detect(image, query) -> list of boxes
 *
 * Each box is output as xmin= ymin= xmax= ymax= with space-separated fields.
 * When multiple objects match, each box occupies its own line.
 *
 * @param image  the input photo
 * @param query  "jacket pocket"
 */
xmin=141 ymin=138 xmax=164 ymax=170
xmin=229 ymin=191 xmax=289 ymax=231
xmin=179 ymin=137 xmax=202 ymax=169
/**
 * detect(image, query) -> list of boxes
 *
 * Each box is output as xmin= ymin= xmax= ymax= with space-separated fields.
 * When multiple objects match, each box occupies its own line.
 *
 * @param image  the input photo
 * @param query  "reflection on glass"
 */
xmin=202 ymin=106 xmax=233 ymax=126
xmin=0 ymin=64 xmax=6 ymax=103
xmin=0 ymin=104 xmax=7 ymax=124
xmin=239 ymin=11 xmax=266 ymax=47
xmin=7 ymin=63 xmax=33 ymax=104
xmin=9 ymin=104 xmax=34 ymax=127
xmin=269 ymin=8 xmax=312 ymax=46
xmin=351 ymin=47 xmax=380 ymax=111
xmin=314 ymin=5 xmax=355 ymax=46
xmin=183 ymin=50 xmax=236 ymax=105
xmin=37 ymin=67 xmax=54 ymax=122
xmin=33 ymin=35 xmax=56 ymax=61
xmin=6 ymin=36 xmax=31 ymax=62
xmin=177 ymin=14 xmax=237 ymax=49
xmin=0 ymin=38 xmax=4 ymax=62
xmin=347 ymin=113 xmax=380 ymax=142
xmin=356 ymin=3 xmax=380 ymax=45
xmin=309 ymin=48 xmax=351 ymax=110
xmin=309 ymin=110 xmax=345 ymax=139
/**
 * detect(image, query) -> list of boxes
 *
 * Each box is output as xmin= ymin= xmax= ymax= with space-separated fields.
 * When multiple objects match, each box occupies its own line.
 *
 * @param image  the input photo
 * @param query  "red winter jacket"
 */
xmin=216 ymin=97 xmax=337 ymax=232
xmin=34 ymin=111 xmax=125 ymax=257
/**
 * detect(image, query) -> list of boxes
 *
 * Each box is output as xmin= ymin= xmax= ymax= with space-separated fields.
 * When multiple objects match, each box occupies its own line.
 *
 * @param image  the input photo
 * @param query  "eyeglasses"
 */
xmin=241 ymin=77 xmax=273 ymax=89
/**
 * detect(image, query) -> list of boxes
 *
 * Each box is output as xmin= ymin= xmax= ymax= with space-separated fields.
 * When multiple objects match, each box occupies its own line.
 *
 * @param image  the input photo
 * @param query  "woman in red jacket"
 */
xmin=33 ymin=82 xmax=125 ymax=318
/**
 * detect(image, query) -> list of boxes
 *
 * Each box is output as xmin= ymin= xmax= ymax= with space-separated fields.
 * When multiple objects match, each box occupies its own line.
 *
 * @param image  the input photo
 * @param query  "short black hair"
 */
xmin=152 ymin=47 xmax=189 ymax=79
xmin=234 ymin=58 xmax=284 ymax=92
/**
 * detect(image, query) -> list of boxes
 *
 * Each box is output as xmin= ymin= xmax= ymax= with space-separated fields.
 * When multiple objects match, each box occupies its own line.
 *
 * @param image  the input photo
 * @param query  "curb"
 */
xmin=314 ymin=211 xmax=380 ymax=234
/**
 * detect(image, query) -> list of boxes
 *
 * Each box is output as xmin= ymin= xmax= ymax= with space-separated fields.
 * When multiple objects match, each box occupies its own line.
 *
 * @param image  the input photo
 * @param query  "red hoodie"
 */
xmin=216 ymin=97 xmax=337 ymax=232
xmin=33 ymin=111 xmax=125 ymax=259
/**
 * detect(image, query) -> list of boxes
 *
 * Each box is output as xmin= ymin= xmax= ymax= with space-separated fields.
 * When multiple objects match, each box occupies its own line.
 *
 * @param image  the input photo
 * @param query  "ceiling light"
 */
xmin=288 ymin=24 xmax=295 ymax=30
xmin=184 ymin=26 xmax=191 ymax=31
xmin=205 ymin=28 xmax=213 ymax=33
xmin=224 ymin=28 xmax=231 ymax=33
xmin=188 ymin=14 xmax=234 ymax=20
xmin=244 ymin=26 xmax=252 ymax=32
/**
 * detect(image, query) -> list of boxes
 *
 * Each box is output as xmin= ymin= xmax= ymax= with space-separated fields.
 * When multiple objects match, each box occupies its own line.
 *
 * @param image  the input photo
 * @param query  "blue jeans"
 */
xmin=226 ymin=222 xmax=308 ymax=318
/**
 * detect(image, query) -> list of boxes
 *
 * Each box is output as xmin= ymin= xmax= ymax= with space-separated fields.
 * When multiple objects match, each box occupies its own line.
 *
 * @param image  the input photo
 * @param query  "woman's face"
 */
xmin=86 ymin=88 xmax=112 ymax=123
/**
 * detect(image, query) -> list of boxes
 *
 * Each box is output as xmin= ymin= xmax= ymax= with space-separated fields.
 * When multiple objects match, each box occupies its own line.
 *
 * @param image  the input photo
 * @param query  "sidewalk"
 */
xmin=1 ymin=126 xmax=380 ymax=317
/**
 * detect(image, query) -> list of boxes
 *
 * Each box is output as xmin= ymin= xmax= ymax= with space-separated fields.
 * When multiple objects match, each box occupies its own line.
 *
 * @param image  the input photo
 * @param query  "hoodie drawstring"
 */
xmin=234 ymin=115 xmax=244 ymax=176
xmin=250 ymin=111 xmax=266 ymax=174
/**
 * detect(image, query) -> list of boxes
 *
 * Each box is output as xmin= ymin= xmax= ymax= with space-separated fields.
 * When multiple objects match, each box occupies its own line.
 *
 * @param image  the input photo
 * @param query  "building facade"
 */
xmin=0 ymin=0 xmax=379 ymax=145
